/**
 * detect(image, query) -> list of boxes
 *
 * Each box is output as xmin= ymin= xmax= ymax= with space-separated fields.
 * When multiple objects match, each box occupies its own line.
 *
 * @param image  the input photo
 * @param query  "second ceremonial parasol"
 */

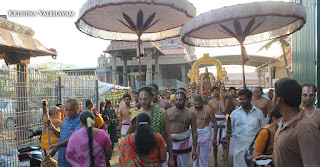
xmin=181 ymin=1 xmax=306 ymax=88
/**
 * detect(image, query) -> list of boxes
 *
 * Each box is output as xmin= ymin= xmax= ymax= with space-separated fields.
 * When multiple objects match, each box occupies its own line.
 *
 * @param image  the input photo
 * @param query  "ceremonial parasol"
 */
xmin=76 ymin=0 xmax=196 ymax=87
xmin=181 ymin=1 xmax=306 ymax=88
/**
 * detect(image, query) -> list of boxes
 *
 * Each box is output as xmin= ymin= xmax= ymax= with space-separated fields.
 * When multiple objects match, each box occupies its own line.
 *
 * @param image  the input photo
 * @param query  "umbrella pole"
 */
xmin=138 ymin=35 xmax=142 ymax=88
xmin=240 ymin=43 xmax=247 ymax=89
xmin=113 ymin=80 xmax=116 ymax=109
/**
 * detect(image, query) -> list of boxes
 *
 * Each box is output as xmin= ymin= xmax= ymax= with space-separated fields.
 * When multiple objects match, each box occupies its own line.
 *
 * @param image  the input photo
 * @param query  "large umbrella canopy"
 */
xmin=76 ymin=0 xmax=196 ymax=87
xmin=181 ymin=1 xmax=306 ymax=88
xmin=76 ymin=0 xmax=196 ymax=41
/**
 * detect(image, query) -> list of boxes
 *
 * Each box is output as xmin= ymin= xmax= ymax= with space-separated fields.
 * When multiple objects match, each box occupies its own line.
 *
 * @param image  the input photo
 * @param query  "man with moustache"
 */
xmin=231 ymin=89 xmax=265 ymax=167
xmin=192 ymin=95 xmax=218 ymax=167
xmin=149 ymin=84 xmax=172 ymax=110
xmin=166 ymin=91 xmax=198 ymax=167
xmin=300 ymin=83 xmax=320 ymax=129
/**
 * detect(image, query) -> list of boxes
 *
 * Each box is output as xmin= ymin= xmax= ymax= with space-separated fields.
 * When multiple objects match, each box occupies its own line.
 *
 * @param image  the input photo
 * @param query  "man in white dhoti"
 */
xmin=166 ymin=91 xmax=198 ymax=167
xmin=120 ymin=94 xmax=134 ymax=140
xmin=192 ymin=95 xmax=218 ymax=167
xmin=230 ymin=89 xmax=265 ymax=167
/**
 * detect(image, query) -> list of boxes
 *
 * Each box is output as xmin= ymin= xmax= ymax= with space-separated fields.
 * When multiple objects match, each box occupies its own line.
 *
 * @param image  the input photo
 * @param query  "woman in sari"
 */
xmin=119 ymin=112 xmax=166 ymax=167
xmin=66 ymin=110 xmax=112 ymax=167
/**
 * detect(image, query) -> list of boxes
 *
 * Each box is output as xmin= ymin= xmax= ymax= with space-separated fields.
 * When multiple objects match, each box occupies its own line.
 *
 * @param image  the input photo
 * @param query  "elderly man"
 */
xmin=166 ymin=91 xmax=197 ymax=167
xmin=271 ymin=78 xmax=320 ymax=166
xmin=231 ymin=89 xmax=265 ymax=167
xmin=192 ymin=95 xmax=218 ymax=167
xmin=40 ymin=106 xmax=62 ymax=159
xmin=49 ymin=98 xmax=82 ymax=167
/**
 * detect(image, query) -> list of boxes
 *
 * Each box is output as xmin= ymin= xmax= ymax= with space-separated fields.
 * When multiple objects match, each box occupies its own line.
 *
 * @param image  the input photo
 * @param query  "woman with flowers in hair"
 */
xmin=119 ymin=112 xmax=167 ymax=166
xmin=66 ymin=110 xmax=112 ymax=167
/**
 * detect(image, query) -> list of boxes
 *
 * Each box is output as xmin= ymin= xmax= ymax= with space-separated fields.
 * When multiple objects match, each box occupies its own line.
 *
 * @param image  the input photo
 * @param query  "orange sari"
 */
xmin=119 ymin=134 xmax=164 ymax=167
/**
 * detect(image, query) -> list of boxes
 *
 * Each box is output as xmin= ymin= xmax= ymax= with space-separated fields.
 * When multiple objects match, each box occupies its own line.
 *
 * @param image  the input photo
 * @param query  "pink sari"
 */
xmin=66 ymin=127 xmax=111 ymax=167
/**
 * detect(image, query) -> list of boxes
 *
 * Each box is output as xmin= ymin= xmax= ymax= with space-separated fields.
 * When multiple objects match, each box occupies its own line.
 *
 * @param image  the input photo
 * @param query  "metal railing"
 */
xmin=0 ymin=69 xmax=98 ymax=166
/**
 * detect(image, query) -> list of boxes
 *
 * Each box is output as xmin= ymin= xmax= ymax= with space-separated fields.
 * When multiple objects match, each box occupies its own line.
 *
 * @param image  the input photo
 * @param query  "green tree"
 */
xmin=258 ymin=36 xmax=291 ymax=77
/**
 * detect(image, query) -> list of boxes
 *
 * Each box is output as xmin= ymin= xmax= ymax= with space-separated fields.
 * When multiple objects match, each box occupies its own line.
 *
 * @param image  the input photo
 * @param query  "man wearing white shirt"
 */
xmin=230 ymin=89 xmax=265 ymax=167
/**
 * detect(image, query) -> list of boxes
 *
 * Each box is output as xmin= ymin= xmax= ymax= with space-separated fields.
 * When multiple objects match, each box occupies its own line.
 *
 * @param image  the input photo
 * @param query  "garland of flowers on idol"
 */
xmin=198 ymin=72 xmax=216 ymax=97
xmin=188 ymin=82 xmax=199 ymax=98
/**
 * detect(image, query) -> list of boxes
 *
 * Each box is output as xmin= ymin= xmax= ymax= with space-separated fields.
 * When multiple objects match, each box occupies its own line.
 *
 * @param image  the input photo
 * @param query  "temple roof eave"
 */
xmin=0 ymin=18 xmax=57 ymax=60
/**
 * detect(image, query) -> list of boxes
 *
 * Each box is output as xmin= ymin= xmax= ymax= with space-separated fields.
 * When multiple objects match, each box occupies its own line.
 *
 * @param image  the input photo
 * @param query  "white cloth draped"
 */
xmin=163 ymin=130 xmax=192 ymax=167
xmin=193 ymin=125 xmax=212 ymax=167
xmin=121 ymin=120 xmax=130 ymax=140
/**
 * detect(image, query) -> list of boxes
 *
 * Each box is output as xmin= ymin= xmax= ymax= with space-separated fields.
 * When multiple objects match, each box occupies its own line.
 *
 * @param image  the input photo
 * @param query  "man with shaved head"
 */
xmin=41 ymin=106 xmax=62 ymax=159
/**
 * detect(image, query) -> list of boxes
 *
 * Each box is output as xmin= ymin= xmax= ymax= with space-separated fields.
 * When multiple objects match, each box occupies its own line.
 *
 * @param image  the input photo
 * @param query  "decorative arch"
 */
xmin=187 ymin=53 xmax=227 ymax=83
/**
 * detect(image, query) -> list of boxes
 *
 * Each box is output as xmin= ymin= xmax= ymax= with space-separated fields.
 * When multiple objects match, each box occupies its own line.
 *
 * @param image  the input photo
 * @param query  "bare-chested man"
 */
xmin=178 ymin=87 xmax=191 ymax=108
xmin=252 ymin=86 xmax=271 ymax=118
xmin=192 ymin=95 xmax=218 ymax=167
xmin=120 ymin=94 xmax=134 ymax=139
xmin=227 ymin=87 xmax=240 ymax=111
xmin=208 ymin=87 xmax=230 ymax=167
xmin=149 ymin=84 xmax=172 ymax=110
xmin=301 ymin=83 xmax=320 ymax=129
xmin=166 ymin=91 xmax=197 ymax=167
xmin=201 ymin=94 xmax=209 ymax=105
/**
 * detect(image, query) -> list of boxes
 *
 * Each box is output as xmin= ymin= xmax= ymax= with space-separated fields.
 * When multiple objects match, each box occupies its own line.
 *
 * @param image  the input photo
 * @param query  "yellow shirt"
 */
xmin=40 ymin=133 xmax=59 ymax=150
xmin=95 ymin=114 xmax=105 ymax=128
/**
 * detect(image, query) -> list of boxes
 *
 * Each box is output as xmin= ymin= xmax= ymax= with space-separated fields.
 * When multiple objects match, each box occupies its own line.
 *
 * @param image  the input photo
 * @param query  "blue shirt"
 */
xmin=58 ymin=114 xmax=81 ymax=167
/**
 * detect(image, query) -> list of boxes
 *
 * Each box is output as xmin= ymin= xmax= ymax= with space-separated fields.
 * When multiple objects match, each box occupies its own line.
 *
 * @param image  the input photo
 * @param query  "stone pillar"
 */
xmin=130 ymin=67 xmax=135 ymax=90
xmin=180 ymin=64 xmax=186 ymax=84
xmin=116 ymin=73 xmax=120 ymax=85
xmin=122 ymin=57 xmax=128 ymax=86
xmin=112 ymin=55 xmax=117 ymax=83
xmin=146 ymin=52 xmax=153 ymax=85
xmin=154 ymin=56 xmax=160 ymax=84
xmin=158 ymin=66 xmax=163 ymax=87
xmin=268 ymin=64 xmax=272 ymax=88
xmin=257 ymin=68 xmax=261 ymax=87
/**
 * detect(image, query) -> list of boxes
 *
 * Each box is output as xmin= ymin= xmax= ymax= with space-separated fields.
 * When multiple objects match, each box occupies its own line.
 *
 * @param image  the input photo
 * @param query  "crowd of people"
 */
xmin=40 ymin=77 xmax=320 ymax=167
